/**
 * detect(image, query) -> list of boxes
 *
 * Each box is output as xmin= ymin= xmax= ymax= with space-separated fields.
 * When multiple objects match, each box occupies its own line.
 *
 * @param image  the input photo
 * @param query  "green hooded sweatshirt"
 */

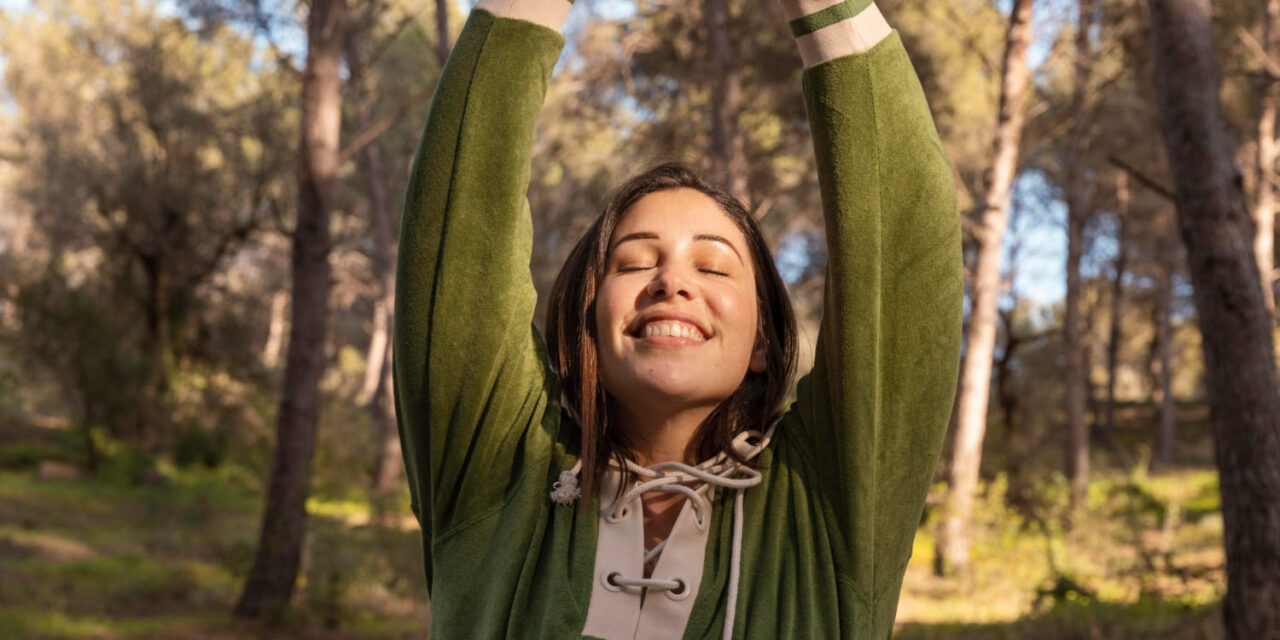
xmin=393 ymin=0 xmax=962 ymax=637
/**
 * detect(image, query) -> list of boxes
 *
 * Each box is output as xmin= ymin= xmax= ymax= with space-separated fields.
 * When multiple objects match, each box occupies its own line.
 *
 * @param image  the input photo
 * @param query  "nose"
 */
xmin=645 ymin=266 xmax=695 ymax=300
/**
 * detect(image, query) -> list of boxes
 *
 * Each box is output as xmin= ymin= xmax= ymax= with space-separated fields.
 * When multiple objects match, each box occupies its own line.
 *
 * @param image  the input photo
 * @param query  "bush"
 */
xmin=0 ymin=442 xmax=72 ymax=471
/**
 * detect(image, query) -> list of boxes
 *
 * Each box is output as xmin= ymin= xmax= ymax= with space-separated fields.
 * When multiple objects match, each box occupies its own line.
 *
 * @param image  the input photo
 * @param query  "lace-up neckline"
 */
xmin=552 ymin=419 xmax=780 ymax=640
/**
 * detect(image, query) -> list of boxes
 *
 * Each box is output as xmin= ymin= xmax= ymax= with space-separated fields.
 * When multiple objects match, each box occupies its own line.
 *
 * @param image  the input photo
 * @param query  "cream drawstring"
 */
xmin=550 ymin=419 xmax=781 ymax=640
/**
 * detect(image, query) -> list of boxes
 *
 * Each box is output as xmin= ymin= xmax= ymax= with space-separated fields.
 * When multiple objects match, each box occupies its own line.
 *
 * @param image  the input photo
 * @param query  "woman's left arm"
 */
xmin=784 ymin=0 xmax=963 ymax=629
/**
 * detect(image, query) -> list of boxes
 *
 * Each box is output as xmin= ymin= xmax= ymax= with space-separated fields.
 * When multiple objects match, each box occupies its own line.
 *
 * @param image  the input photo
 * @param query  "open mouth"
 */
xmin=629 ymin=319 xmax=707 ymax=342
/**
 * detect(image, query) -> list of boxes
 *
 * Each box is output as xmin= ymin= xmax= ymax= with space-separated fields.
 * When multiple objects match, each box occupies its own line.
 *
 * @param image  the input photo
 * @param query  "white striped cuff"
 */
xmin=475 ymin=0 xmax=573 ymax=32
xmin=782 ymin=1 xmax=892 ymax=68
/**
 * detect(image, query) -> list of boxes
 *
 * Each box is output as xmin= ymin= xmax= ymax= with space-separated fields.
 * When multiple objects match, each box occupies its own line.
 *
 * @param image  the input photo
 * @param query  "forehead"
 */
xmin=611 ymin=188 xmax=747 ymax=246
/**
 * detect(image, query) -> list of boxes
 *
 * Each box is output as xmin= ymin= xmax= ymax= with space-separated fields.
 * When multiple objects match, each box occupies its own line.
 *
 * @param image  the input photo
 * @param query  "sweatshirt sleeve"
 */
xmin=783 ymin=0 xmax=963 ymax=616
xmin=393 ymin=0 xmax=571 ymax=545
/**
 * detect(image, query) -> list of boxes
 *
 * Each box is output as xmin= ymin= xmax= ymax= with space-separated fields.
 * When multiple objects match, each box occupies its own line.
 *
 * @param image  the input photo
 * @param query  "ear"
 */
xmin=749 ymin=325 xmax=768 ymax=374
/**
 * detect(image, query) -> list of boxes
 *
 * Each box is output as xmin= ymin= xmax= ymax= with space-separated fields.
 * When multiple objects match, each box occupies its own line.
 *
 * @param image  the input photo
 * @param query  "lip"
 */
xmin=626 ymin=310 xmax=712 ymax=342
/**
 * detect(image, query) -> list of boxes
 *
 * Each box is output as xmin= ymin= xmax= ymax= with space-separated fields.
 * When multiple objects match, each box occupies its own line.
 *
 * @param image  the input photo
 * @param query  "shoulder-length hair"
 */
xmin=545 ymin=162 xmax=799 ymax=498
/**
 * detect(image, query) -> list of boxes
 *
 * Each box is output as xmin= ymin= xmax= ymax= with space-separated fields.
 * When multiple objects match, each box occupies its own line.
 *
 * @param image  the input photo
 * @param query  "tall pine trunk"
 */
xmin=1256 ymin=0 xmax=1278 ymax=316
xmin=1064 ymin=0 xmax=1095 ymax=512
xmin=934 ymin=0 xmax=1035 ymax=577
xmin=1147 ymin=0 xmax=1280 ymax=635
xmin=704 ymin=0 xmax=749 ymax=205
xmin=1105 ymin=170 xmax=1129 ymax=440
xmin=1154 ymin=230 xmax=1177 ymax=464
xmin=436 ymin=0 xmax=451 ymax=68
xmin=348 ymin=41 xmax=402 ymax=495
xmin=234 ymin=0 xmax=348 ymax=618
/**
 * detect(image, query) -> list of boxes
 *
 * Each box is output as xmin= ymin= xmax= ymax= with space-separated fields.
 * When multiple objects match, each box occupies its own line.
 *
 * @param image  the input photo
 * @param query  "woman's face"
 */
xmin=595 ymin=188 xmax=767 ymax=414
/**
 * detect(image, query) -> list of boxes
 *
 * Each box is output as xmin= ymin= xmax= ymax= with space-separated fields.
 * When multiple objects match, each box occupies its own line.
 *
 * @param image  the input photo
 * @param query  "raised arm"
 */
xmin=393 ymin=0 xmax=571 ymax=547
xmin=784 ymin=0 xmax=963 ymax=626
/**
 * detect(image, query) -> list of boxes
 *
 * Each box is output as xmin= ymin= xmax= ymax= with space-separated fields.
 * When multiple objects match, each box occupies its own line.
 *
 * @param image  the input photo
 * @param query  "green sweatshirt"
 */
xmin=393 ymin=0 xmax=962 ymax=638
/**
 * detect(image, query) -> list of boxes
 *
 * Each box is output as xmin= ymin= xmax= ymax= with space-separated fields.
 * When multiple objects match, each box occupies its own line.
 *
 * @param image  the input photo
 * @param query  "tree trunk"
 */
xmin=348 ymin=38 xmax=403 ymax=495
xmin=1105 ymin=170 xmax=1129 ymax=440
xmin=262 ymin=289 xmax=288 ymax=369
xmin=704 ymin=0 xmax=749 ymax=205
xmin=1257 ymin=0 xmax=1279 ymax=317
xmin=234 ymin=0 xmax=347 ymax=619
xmin=1064 ymin=0 xmax=1094 ymax=513
xmin=934 ymin=0 xmax=1034 ymax=577
xmin=435 ymin=0 xmax=451 ymax=69
xmin=1147 ymin=0 xmax=1280 ymax=635
xmin=1154 ymin=231 xmax=1177 ymax=464
xmin=371 ymin=359 xmax=401 ymax=493
xmin=358 ymin=297 xmax=390 ymax=404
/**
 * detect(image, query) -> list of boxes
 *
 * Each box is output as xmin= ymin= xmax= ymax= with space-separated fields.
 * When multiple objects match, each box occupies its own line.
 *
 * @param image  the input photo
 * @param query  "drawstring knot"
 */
xmin=549 ymin=461 xmax=584 ymax=505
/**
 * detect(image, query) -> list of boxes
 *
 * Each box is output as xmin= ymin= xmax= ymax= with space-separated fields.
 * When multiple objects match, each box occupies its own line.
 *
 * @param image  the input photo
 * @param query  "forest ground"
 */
xmin=0 ymin=406 xmax=1226 ymax=640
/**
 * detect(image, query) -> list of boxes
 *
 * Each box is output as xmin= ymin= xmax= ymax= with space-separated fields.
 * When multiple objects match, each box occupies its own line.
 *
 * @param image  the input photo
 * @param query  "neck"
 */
xmin=613 ymin=401 xmax=717 ymax=467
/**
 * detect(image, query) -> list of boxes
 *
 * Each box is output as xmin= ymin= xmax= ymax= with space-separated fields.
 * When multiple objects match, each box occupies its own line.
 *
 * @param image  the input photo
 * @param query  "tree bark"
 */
xmin=1154 ymin=230 xmax=1177 ymax=464
xmin=1105 ymin=170 xmax=1129 ymax=440
xmin=234 ymin=0 xmax=347 ymax=619
xmin=704 ymin=0 xmax=750 ymax=205
xmin=1147 ymin=0 xmax=1280 ymax=635
xmin=262 ymin=289 xmax=288 ymax=369
xmin=348 ymin=38 xmax=403 ymax=495
xmin=934 ymin=0 xmax=1034 ymax=577
xmin=1064 ymin=0 xmax=1094 ymax=513
xmin=435 ymin=0 xmax=451 ymax=69
xmin=1256 ymin=0 xmax=1279 ymax=317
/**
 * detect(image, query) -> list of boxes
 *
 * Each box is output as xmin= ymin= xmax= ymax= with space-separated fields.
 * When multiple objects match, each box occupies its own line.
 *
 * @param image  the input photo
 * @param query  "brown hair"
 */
xmin=545 ymin=162 xmax=798 ymax=498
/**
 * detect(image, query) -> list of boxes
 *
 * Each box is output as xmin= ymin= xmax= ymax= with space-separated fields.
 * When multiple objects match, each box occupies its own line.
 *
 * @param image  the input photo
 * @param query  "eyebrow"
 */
xmin=609 ymin=232 xmax=745 ymax=265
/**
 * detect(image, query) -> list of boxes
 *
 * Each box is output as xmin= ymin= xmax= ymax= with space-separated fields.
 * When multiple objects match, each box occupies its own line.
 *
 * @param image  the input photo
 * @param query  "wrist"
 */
xmin=781 ymin=0 xmax=891 ymax=68
xmin=475 ymin=0 xmax=573 ymax=32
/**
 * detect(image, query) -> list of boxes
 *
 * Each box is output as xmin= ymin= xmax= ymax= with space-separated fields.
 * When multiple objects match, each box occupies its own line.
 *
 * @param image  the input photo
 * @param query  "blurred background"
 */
xmin=0 ymin=0 xmax=1275 ymax=637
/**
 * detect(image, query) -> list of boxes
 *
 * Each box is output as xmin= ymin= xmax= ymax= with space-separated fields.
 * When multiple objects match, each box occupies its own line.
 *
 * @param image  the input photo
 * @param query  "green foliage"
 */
xmin=12 ymin=281 xmax=154 ymax=444
xmin=91 ymin=432 xmax=160 ymax=486
xmin=0 ymin=441 xmax=74 ymax=471
xmin=910 ymin=469 xmax=1222 ymax=633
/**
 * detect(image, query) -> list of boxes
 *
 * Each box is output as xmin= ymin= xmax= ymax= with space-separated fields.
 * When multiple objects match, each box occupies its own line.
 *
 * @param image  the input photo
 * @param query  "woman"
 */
xmin=393 ymin=0 xmax=962 ymax=638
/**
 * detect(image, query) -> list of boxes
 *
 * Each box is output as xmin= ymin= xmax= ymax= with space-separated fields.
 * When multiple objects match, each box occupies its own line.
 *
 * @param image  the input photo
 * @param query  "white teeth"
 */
xmin=640 ymin=321 xmax=705 ymax=341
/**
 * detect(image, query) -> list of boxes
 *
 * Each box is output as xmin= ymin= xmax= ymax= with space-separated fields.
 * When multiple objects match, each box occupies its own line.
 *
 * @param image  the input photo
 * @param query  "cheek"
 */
xmin=709 ymin=284 xmax=759 ymax=348
xmin=594 ymin=281 xmax=628 ymax=342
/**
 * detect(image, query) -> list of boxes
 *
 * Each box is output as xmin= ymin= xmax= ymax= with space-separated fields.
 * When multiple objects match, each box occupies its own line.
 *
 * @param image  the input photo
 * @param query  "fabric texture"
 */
xmin=393 ymin=3 xmax=962 ymax=638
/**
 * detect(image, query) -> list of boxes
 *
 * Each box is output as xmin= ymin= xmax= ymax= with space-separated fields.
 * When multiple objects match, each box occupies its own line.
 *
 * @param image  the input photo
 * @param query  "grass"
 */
xmin=0 ymin=468 xmax=429 ymax=639
xmin=895 ymin=469 xmax=1225 ymax=639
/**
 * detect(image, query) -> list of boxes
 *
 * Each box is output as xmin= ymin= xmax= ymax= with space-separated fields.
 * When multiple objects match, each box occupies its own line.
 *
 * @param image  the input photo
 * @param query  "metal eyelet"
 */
xmin=664 ymin=577 xmax=691 ymax=601
xmin=602 ymin=570 xmax=624 ymax=592
xmin=605 ymin=505 xmax=631 ymax=523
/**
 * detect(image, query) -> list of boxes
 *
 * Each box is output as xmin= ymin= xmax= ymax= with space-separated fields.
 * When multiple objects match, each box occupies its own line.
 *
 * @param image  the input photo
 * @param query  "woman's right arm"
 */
xmin=393 ymin=0 xmax=571 ymax=550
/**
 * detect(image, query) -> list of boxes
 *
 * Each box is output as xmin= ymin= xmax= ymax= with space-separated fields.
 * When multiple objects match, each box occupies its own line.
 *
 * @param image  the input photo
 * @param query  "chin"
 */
xmin=611 ymin=368 xmax=733 ymax=409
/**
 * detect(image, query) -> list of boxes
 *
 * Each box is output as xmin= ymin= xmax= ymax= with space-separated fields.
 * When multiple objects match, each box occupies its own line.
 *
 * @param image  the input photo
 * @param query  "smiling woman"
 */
xmin=393 ymin=1 xmax=962 ymax=638
xmin=547 ymin=166 xmax=797 ymax=507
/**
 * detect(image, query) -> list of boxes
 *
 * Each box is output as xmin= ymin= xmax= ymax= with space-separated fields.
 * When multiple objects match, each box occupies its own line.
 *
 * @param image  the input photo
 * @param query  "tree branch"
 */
xmin=1238 ymin=26 xmax=1280 ymax=80
xmin=1108 ymin=154 xmax=1177 ymax=202
xmin=338 ymin=84 xmax=434 ymax=163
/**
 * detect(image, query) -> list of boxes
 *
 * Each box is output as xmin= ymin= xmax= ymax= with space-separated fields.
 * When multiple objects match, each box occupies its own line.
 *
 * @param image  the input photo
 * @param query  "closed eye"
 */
xmin=700 ymin=269 xmax=729 ymax=277
xmin=617 ymin=265 xmax=653 ymax=273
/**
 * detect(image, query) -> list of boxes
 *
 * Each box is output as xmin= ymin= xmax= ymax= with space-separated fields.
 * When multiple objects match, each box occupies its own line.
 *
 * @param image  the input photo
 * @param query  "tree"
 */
xmin=1255 ymin=0 xmax=1279 ymax=316
xmin=435 ymin=0 xmax=450 ymax=67
xmin=935 ymin=0 xmax=1035 ymax=576
xmin=1103 ymin=170 xmax=1128 ymax=441
xmin=704 ymin=0 xmax=749 ymax=204
xmin=346 ymin=6 xmax=402 ymax=495
xmin=1152 ymin=220 xmax=1178 ymax=464
xmin=235 ymin=0 xmax=349 ymax=618
xmin=1147 ymin=0 xmax=1280 ymax=635
xmin=0 ymin=0 xmax=290 ymax=449
xmin=1063 ymin=0 xmax=1095 ymax=512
